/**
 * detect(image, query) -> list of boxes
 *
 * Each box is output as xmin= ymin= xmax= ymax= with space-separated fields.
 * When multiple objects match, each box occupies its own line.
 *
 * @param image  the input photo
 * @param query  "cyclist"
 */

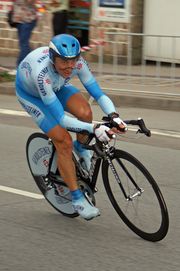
xmin=15 ymin=34 xmax=126 ymax=220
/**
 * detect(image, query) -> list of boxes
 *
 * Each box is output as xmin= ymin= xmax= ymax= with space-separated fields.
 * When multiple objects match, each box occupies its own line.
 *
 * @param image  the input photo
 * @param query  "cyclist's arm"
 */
xmin=77 ymin=57 xmax=117 ymax=115
xmin=34 ymin=69 xmax=94 ymax=133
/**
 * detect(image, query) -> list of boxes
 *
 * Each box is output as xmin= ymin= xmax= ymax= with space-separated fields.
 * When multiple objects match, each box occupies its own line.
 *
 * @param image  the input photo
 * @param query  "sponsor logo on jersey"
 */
xmin=21 ymin=62 xmax=32 ymax=76
xmin=77 ymin=63 xmax=83 ymax=70
xmin=37 ymin=67 xmax=49 ymax=96
xmin=42 ymin=49 xmax=49 ymax=54
xmin=45 ymin=78 xmax=51 ymax=84
xmin=78 ymin=57 xmax=91 ymax=71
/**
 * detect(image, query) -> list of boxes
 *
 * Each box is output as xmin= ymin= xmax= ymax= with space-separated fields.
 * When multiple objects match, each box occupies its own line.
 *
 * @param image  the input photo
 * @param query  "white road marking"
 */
xmin=0 ymin=108 xmax=29 ymax=117
xmin=0 ymin=185 xmax=44 ymax=199
xmin=0 ymin=108 xmax=180 ymax=138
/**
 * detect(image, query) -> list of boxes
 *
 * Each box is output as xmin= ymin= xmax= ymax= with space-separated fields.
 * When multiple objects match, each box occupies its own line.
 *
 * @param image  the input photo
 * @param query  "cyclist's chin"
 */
xmin=59 ymin=70 xmax=72 ymax=78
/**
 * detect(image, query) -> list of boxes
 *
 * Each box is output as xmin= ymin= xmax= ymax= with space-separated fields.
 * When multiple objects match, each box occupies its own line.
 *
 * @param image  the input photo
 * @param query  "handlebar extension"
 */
xmin=124 ymin=118 xmax=151 ymax=137
xmin=102 ymin=116 xmax=151 ymax=137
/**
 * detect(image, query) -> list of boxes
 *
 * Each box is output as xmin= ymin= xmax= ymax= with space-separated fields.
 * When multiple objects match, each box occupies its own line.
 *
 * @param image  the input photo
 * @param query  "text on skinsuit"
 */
xmin=37 ymin=54 xmax=49 ymax=64
xmin=37 ymin=67 xmax=49 ymax=96
xmin=19 ymin=101 xmax=41 ymax=118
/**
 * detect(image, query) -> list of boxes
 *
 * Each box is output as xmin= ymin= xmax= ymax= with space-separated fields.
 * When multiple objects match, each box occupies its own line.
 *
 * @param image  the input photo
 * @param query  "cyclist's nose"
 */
xmin=67 ymin=60 xmax=76 ymax=68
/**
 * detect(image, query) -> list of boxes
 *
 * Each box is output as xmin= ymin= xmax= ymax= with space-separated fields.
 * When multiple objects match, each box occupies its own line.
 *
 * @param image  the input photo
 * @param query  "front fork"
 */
xmin=104 ymin=145 xmax=143 ymax=201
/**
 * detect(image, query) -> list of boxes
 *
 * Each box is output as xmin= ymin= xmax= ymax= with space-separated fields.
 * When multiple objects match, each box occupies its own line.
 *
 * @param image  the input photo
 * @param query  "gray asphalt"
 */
xmin=0 ymin=95 xmax=180 ymax=271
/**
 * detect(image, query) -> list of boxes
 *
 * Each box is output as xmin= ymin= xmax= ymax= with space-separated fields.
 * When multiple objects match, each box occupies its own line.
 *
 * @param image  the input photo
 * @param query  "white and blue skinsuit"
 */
xmin=16 ymin=46 xmax=117 ymax=133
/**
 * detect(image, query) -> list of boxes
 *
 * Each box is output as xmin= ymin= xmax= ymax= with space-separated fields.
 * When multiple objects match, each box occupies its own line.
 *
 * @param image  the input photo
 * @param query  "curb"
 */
xmin=0 ymin=83 xmax=180 ymax=111
xmin=106 ymin=92 xmax=180 ymax=111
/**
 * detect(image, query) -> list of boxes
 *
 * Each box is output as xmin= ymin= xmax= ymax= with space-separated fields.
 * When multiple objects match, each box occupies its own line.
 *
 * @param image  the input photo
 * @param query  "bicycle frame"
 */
xmin=45 ymin=138 xmax=102 ymax=192
xmin=46 ymin=138 xmax=136 ymax=202
xmin=44 ymin=116 xmax=152 ymax=199
xmin=45 ymin=136 xmax=125 ymax=195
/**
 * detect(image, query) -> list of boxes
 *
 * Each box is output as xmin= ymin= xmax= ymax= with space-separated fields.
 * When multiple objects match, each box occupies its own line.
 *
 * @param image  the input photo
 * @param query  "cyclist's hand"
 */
xmin=113 ymin=117 xmax=127 ymax=133
xmin=108 ymin=112 xmax=127 ymax=133
xmin=94 ymin=124 xmax=114 ymax=142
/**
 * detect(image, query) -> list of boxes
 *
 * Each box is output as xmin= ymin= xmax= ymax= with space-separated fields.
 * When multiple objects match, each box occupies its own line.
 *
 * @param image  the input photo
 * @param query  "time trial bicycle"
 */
xmin=26 ymin=117 xmax=169 ymax=242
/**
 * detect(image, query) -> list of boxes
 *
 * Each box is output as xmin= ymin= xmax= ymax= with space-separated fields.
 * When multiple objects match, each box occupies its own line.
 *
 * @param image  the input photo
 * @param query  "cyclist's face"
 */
xmin=54 ymin=57 xmax=78 ymax=78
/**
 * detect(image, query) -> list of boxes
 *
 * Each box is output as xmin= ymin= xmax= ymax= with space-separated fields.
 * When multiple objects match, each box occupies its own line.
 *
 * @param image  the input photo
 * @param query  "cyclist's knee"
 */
xmin=53 ymin=133 xmax=73 ymax=155
xmin=78 ymin=105 xmax=92 ymax=122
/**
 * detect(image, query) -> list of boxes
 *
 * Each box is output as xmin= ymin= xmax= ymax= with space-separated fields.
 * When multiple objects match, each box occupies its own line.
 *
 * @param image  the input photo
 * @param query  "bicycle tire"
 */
xmin=102 ymin=149 xmax=169 ymax=242
xmin=26 ymin=132 xmax=78 ymax=218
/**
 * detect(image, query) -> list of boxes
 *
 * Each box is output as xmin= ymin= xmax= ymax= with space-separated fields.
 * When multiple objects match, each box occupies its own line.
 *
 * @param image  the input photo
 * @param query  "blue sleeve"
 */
xmin=46 ymin=100 xmax=94 ymax=133
xmin=77 ymin=57 xmax=116 ymax=115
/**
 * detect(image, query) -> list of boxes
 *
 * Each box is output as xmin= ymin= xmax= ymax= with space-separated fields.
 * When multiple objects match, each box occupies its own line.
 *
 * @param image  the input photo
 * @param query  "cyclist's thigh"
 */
xmin=56 ymin=84 xmax=80 ymax=112
xmin=16 ymin=86 xmax=58 ymax=134
xmin=56 ymin=84 xmax=91 ymax=118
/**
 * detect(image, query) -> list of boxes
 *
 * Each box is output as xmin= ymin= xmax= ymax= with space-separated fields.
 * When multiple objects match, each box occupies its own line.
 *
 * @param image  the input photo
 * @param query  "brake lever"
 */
xmin=137 ymin=118 xmax=151 ymax=137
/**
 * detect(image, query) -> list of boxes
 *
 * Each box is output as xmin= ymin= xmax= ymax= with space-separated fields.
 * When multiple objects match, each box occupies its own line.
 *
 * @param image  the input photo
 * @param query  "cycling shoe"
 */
xmin=72 ymin=196 xmax=100 ymax=220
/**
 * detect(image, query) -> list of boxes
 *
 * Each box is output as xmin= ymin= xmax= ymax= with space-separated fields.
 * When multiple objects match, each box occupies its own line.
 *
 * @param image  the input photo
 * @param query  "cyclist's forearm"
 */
xmin=59 ymin=115 xmax=94 ymax=133
xmin=97 ymin=95 xmax=116 ymax=115
xmin=84 ymin=81 xmax=117 ymax=115
xmin=45 ymin=100 xmax=94 ymax=133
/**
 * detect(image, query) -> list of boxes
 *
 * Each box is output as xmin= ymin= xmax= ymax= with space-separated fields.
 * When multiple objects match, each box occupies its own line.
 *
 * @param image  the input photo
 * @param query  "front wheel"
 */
xmin=102 ymin=150 xmax=169 ymax=242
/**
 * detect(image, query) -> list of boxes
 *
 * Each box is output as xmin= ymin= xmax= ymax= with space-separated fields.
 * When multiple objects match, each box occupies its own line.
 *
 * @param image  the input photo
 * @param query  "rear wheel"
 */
xmin=26 ymin=133 xmax=78 ymax=217
xmin=102 ymin=149 xmax=169 ymax=242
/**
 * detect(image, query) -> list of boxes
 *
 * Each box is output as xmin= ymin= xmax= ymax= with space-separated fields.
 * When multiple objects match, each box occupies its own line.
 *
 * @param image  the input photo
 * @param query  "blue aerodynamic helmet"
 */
xmin=49 ymin=34 xmax=81 ymax=63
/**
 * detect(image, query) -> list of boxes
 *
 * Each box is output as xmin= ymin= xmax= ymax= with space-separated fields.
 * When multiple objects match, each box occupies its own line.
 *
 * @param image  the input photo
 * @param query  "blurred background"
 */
xmin=0 ymin=0 xmax=180 ymax=98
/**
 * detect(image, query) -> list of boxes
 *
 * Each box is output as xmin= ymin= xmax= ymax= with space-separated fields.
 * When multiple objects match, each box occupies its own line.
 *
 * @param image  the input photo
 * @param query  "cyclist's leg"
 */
xmin=56 ymin=84 xmax=93 ymax=124
xmin=46 ymin=126 xmax=78 ymax=191
xmin=56 ymin=84 xmax=93 ymax=171
xmin=16 ymin=86 xmax=100 ymax=219
xmin=16 ymin=86 xmax=78 ymax=191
